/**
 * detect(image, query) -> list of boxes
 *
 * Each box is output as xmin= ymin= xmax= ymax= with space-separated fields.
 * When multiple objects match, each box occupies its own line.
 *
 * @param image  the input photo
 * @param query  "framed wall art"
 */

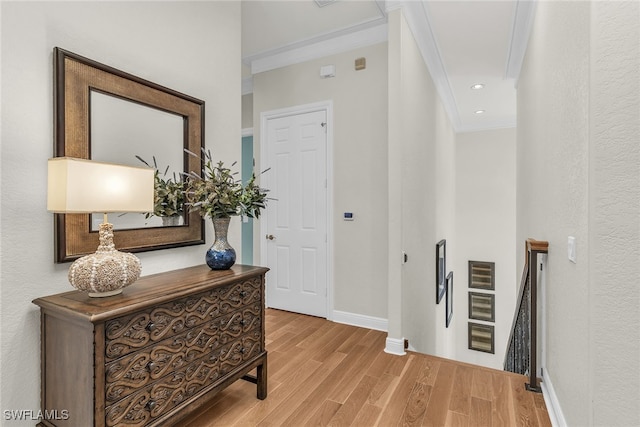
xmin=468 ymin=260 xmax=495 ymax=290
xmin=468 ymin=322 xmax=495 ymax=354
xmin=446 ymin=271 xmax=453 ymax=327
xmin=436 ymin=239 xmax=446 ymax=303
xmin=468 ymin=292 xmax=495 ymax=322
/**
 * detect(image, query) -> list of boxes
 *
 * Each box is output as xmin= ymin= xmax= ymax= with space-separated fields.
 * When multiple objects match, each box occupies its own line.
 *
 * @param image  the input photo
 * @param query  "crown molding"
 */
xmin=242 ymin=1 xmax=525 ymax=133
xmin=505 ymin=0 xmax=537 ymax=83
xmin=244 ymin=19 xmax=388 ymax=75
xmin=396 ymin=1 xmax=462 ymax=132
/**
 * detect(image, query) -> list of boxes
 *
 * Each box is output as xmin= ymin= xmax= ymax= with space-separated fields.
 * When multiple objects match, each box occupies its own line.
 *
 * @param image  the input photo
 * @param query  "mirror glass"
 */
xmin=90 ymin=91 xmax=184 ymax=230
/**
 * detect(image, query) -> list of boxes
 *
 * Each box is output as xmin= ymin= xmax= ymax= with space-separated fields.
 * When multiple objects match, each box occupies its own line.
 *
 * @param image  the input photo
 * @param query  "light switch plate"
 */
xmin=568 ymin=236 xmax=577 ymax=263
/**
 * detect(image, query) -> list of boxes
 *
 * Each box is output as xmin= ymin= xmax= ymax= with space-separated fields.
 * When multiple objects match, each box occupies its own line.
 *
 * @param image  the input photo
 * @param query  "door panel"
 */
xmin=264 ymin=109 xmax=327 ymax=317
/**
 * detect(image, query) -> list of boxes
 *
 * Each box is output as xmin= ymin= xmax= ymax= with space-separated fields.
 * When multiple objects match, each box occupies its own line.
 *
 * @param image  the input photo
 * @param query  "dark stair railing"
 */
xmin=504 ymin=239 xmax=548 ymax=392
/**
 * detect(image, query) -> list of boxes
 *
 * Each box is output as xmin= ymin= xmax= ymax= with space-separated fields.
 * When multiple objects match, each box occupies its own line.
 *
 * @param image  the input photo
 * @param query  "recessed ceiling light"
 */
xmin=471 ymin=84 xmax=485 ymax=90
xmin=475 ymin=110 xmax=485 ymax=114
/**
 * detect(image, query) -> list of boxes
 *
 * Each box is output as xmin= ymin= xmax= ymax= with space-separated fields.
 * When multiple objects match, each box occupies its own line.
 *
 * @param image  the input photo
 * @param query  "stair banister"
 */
xmin=504 ymin=238 xmax=548 ymax=392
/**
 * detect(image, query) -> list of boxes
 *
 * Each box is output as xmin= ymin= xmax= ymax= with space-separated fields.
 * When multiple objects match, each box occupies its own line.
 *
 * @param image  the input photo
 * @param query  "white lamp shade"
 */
xmin=48 ymin=157 xmax=154 ymax=213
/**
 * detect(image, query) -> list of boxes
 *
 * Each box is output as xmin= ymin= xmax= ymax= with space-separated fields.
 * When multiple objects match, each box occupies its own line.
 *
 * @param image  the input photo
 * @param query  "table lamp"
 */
xmin=47 ymin=157 xmax=154 ymax=297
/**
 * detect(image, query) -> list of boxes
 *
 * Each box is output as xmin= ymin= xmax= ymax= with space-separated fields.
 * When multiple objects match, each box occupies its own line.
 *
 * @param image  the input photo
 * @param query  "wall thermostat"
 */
xmin=343 ymin=212 xmax=354 ymax=221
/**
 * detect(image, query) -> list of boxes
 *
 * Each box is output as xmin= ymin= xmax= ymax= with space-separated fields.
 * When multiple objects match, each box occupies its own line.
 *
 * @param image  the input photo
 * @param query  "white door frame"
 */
xmin=259 ymin=100 xmax=334 ymax=320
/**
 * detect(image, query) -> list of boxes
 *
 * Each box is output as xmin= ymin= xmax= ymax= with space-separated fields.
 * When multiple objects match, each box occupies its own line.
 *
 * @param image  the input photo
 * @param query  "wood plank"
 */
xmin=276 ymin=344 xmax=375 ymax=426
xmin=334 ymin=325 xmax=369 ymax=353
xmin=416 ymin=356 xmax=440 ymax=387
xmin=400 ymin=382 xmax=431 ymax=426
xmin=328 ymin=336 xmax=385 ymax=403
xmin=423 ymin=361 xmax=456 ymax=427
xmin=470 ymin=397 xmax=492 ymax=427
xmin=471 ymin=368 xmax=494 ymax=401
xmin=312 ymin=323 xmax=356 ymax=362
xmin=266 ymin=346 xmax=304 ymax=379
xmin=491 ymin=370 xmax=516 ymax=427
xmin=510 ymin=376 xmax=538 ymax=427
xmin=533 ymin=393 xmax=552 ymax=427
xmin=368 ymin=373 xmax=401 ymax=408
xmin=352 ymin=403 xmax=383 ymax=426
xmin=306 ymin=400 xmax=343 ymax=426
xmin=231 ymin=357 xmax=327 ymax=426
xmin=445 ymin=410 xmax=469 ymax=427
xmin=326 ymin=375 xmax=379 ymax=426
xmin=449 ymin=364 xmax=474 ymax=415
xmin=182 ymin=309 xmax=550 ymax=427
xmin=366 ymin=349 xmax=405 ymax=378
xmin=376 ymin=355 xmax=424 ymax=426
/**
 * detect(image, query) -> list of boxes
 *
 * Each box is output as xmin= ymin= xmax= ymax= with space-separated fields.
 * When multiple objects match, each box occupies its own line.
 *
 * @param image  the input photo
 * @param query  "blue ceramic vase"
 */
xmin=205 ymin=217 xmax=236 ymax=270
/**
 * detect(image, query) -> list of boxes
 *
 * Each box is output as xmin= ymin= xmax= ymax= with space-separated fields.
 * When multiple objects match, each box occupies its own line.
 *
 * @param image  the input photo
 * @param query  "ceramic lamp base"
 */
xmin=68 ymin=223 xmax=141 ymax=297
xmin=88 ymin=288 xmax=124 ymax=298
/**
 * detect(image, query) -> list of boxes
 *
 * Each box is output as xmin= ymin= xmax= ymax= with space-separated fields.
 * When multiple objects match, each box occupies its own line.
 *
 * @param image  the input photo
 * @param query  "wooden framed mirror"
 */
xmin=53 ymin=47 xmax=205 ymax=262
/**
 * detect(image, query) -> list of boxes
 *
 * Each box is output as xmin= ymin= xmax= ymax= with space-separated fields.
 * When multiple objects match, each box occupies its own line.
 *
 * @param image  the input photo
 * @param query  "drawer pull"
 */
xmin=240 ymin=347 xmax=246 ymax=354
xmin=239 ymin=319 xmax=246 ymax=326
xmin=146 ymin=361 xmax=157 ymax=372
xmin=146 ymin=322 xmax=156 ymax=332
xmin=146 ymin=400 xmax=156 ymax=411
xmin=239 ymin=291 xmax=247 ymax=298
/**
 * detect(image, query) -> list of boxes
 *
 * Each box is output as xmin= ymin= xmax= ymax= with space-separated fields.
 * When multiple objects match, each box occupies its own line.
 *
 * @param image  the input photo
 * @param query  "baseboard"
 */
xmin=384 ymin=337 xmax=406 ymax=356
xmin=541 ymin=371 xmax=567 ymax=426
xmin=330 ymin=310 xmax=406 ymax=356
xmin=332 ymin=310 xmax=388 ymax=332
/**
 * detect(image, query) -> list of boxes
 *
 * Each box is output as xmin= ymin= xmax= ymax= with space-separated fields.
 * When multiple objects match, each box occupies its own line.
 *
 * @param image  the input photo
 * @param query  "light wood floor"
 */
xmin=184 ymin=309 xmax=551 ymax=427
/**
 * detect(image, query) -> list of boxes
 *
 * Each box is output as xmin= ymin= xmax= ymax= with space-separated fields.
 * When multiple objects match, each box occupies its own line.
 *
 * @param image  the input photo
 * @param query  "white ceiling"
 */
xmin=242 ymin=0 xmax=535 ymax=133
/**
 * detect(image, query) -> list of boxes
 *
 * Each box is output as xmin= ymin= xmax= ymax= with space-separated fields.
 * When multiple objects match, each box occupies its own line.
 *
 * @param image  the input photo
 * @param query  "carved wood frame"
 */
xmin=53 ymin=47 xmax=205 ymax=262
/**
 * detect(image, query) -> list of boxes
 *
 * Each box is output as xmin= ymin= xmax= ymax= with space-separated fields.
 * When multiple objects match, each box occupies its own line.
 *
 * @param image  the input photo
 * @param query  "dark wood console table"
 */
xmin=33 ymin=264 xmax=268 ymax=426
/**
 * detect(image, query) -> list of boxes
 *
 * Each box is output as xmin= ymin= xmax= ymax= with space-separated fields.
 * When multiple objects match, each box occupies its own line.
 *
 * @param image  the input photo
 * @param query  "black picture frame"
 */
xmin=446 ymin=271 xmax=453 ymax=327
xmin=436 ymin=240 xmax=446 ymax=303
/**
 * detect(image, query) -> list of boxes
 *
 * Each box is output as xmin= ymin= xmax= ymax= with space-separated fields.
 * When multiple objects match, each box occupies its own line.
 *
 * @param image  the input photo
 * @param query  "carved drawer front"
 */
xmin=104 ymin=331 xmax=260 ymax=427
xmin=105 ymin=305 xmax=263 ymax=409
xmin=105 ymin=278 xmax=262 ymax=361
xmin=105 ymin=323 xmax=222 ymax=405
xmin=219 ymin=277 xmax=262 ymax=313
xmin=104 ymin=290 xmax=221 ymax=361
xmin=219 ymin=328 xmax=262 ymax=376
xmin=218 ymin=302 xmax=262 ymax=345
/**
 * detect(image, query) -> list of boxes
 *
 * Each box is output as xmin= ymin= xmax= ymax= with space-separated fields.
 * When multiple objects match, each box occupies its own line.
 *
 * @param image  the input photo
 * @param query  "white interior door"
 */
xmin=263 ymin=108 xmax=328 ymax=318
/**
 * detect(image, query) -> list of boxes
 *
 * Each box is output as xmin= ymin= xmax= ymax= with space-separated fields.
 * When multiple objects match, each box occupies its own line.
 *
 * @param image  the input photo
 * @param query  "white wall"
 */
xmin=454 ymin=129 xmax=516 ymax=369
xmin=0 ymin=1 xmax=241 ymax=422
xmin=588 ymin=2 xmax=639 ymax=424
xmin=387 ymin=9 xmax=456 ymax=356
xmin=518 ymin=1 xmax=639 ymax=425
xmin=252 ymin=43 xmax=389 ymax=320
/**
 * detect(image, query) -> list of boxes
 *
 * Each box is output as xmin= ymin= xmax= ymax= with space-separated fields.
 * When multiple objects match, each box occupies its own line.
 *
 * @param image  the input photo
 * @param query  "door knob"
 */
xmin=266 ymin=234 xmax=275 ymax=240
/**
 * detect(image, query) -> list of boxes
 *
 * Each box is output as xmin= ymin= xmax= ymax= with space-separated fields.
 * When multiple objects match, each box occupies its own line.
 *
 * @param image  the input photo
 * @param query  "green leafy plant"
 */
xmin=183 ymin=148 xmax=269 ymax=220
xmin=136 ymin=156 xmax=185 ymax=218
